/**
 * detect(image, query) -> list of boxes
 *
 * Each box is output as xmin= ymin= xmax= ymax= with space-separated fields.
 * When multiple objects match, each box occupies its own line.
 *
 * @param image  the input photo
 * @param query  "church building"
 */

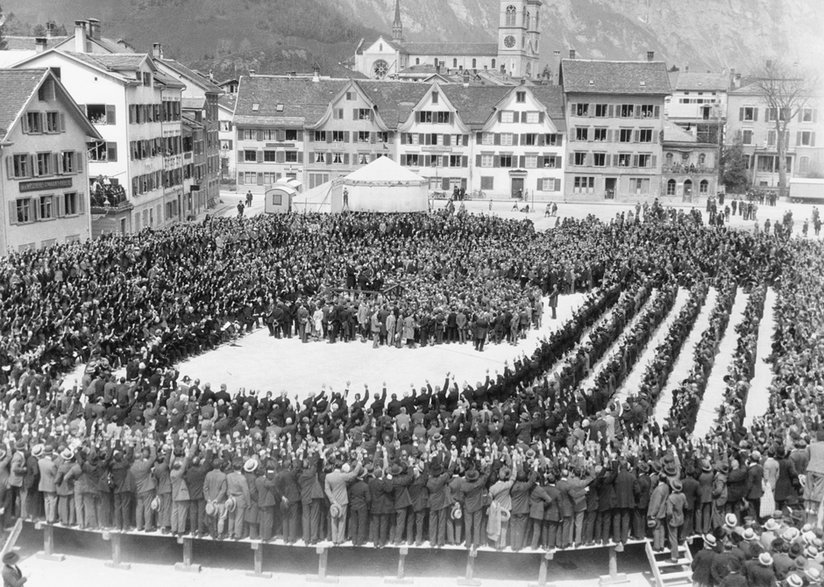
xmin=354 ymin=0 xmax=542 ymax=81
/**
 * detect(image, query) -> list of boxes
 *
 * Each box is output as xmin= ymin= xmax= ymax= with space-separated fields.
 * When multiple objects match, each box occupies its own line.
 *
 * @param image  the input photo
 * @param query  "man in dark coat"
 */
xmin=692 ymin=534 xmax=718 ymax=587
xmin=612 ymin=460 xmax=638 ymax=544
xmin=347 ymin=468 xmax=371 ymax=546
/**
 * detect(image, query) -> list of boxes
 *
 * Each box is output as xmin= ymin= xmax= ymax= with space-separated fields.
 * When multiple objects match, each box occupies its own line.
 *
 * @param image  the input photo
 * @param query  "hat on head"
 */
xmin=60 ymin=448 xmax=74 ymax=461
xmin=389 ymin=464 xmax=402 ymax=477
xmin=243 ymin=458 xmax=258 ymax=473
xmin=704 ymin=534 xmax=717 ymax=549
xmin=759 ymin=552 xmax=774 ymax=567
xmin=806 ymin=546 xmax=819 ymax=559
xmin=701 ymin=461 xmax=713 ymax=473
xmin=430 ymin=462 xmax=443 ymax=476
xmin=663 ymin=463 xmax=678 ymax=477
xmin=725 ymin=513 xmax=738 ymax=529
xmin=765 ymin=518 xmax=780 ymax=532
xmin=784 ymin=528 xmax=801 ymax=542
xmin=465 ymin=469 xmax=479 ymax=482
xmin=31 ymin=444 xmax=44 ymax=458
xmin=787 ymin=574 xmax=804 ymax=587
xmin=2 ymin=552 xmax=19 ymax=565
xmin=670 ymin=479 xmax=683 ymax=492
xmin=806 ymin=568 xmax=822 ymax=583
xmin=742 ymin=528 xmax=757 ymax=541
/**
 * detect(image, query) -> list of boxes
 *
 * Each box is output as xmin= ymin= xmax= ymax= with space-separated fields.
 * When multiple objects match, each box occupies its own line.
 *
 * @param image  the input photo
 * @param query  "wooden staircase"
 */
xmin=645 ymin=540 xmax=693 ymax=587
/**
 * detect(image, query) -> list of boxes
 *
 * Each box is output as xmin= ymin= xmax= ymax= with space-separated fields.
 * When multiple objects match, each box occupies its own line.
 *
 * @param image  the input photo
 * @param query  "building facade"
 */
xmin=218 ymin=95 xmax=237 ymax=182
xmin=666 ymin=70 xmax=728 ymax=144
xmin=661 ymin=123 xmax=719 ymax=200
xmin=0 ymin=69 xmax=100 ymax=255
xmin=559 ymin=58 xmax=670 ymax=200
xmin=13 ymin=49 xmax=185 ymax=235
xmin=726 ymin=83 xmax=823 ymax=189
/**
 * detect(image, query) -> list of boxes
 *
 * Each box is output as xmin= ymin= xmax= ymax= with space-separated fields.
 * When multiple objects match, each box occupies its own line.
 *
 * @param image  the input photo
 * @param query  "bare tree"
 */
xmin=753 ymin=60 xmax=817 ymax=197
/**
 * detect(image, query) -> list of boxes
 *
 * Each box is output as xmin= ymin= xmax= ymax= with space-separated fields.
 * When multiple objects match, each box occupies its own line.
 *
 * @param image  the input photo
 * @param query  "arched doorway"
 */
xmin=683 ymin=179 xmax=693 ymax=196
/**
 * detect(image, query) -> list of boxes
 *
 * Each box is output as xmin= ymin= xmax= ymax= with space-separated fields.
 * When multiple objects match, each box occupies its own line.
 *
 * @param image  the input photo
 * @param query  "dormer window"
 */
xmin=432 ymin=91 xmax=439 ymax=104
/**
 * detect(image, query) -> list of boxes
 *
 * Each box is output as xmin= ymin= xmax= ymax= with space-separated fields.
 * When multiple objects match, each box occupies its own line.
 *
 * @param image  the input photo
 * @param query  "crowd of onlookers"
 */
xmin=1 ymin=201 xmax=823 ymax=587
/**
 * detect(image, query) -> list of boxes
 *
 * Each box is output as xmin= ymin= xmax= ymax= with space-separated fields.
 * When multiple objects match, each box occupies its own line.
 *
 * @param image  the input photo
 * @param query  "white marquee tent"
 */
xmin=330 ymin=156 xmax=429 ymax=213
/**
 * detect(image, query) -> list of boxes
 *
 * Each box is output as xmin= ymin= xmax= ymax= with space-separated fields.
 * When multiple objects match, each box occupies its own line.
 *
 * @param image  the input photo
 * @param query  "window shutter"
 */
xmin=462 ymin=156 xmax=468 ymax=167
xmin=418 ymin=134 xmax=424 ymax=145
xmin=345 ymin=154 xmax=351 ymax=165
xmin=493 ymin=155 xmax=500 ymax=167
xmin=59 ymin=113 xmax=66 ymax=132
xmin=538 ymin=134 xmax=545 ymax=146
xmin=812 ymin=133 xmax=817 ymax=147
xmin=498 ymin=111 xmax=503 ymax=122
xmin=521 ymin=112 xmax=527 ymax=123
xmin=519 ymin=155 xmax=526 ymax=168
xmin=31 ymin=155 xmax=39 ymax=177
xmin=238 ymin=150 xmax=244 ymax=163
xmin=632 ymin=154 xmax=639 ymax=167
xmin=440 ymin=155 xmax=447 ymax=167
xmin=22 ymin=114 xmax=30 ymax=134
xmin=739 ymin=108 xmax=744 ymax=121
xmin=56 ymin=194 xmax=65 ymax=218
xmin=633 ymin=130 xmax=639 ymax=143
xmin=607 ymin=105 xmax=614 ymax=118
xmin=32 ymin=198 xmax=40 ymax=221
xmin=494 ymin=134 xmax=501 ymax=146
xmin=512 ymin=134 xmax=519 ymax=146
xmin=653 ymin=131 xmax=659 ymax=143
xmin=634 ymin=105 xmax=641 ymax=119
xmin=8 ymin=201 xmax=18 ymax=225
xmin=539 ymin=112 xmax=545 ymax=124
xmin=400 ymin=133 xmax=407 ymax=145
xmin=797 ymin=132 xmax=802 ymax=146
xmin=52 ymin=153 xmax=60 ymax=175
xmin=653 ymin=106 xmax=660 ymax=118
xmin=255 ymin=150 xmax=262 ymax=163
xmin=5 ymin=157 xmax=13 ymax=179
xmin=400 ymin=155 xmax=406 ymax=166
xmin=555 ymin=156 xmax=562 ymax=168
xmin=443 ymin=134 xmax=451 ymax=146
xmin=352 ymin=109 xmax=359 ymax=121
xmin=276 ymin=151 xmax=286 ymax=163
xmin=257 ymin=173 xmax=263 ymax=185
xmin=106 ymin=105 xmax=116 ymax=124
xmin=370 ymin=132 xmax=376 ymax=144
xmin=555 ymin=178 xmax=561 ymax=192
xmin=612 ymin=154 xmax=619 ymax=167
xmin=75 ymin=151 xmax=83 ymax=174
xmin=476 ymin=132 xmax=483 ymax=143
xmin=107 ymin=142 xmax=117 ymax=163
xmin=557 ymin=134 xmax=563 ymax=147
xmin=570 ymin=103 xmax=576 ymax=116
xmin=257 ymin=130 xmax=263 ymax=141
xmin=651 ymin=155 xmax=657 ymax=167
xmin=77 ymin=193 xmax=85 ymax=213
xmin=297 ymin=152 xmax=303 ymax=163
xmin=752 ymin=108 xmax=759 ymax=122
xmin=476 ymin=155 xmax=482 ymax=167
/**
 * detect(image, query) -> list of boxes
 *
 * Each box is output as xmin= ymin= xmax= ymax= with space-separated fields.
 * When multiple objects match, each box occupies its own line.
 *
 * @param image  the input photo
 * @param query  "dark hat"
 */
xmin=430 ymin=462 xmax=443 ymax=476
xmin=389 ymin=464 xmax=403 ymax=476
xmin=2 ymin=552 xmax=19 ymax=565
xmin=663 ymin=463 xmax=678 ymax=477
xmin=701 ymin=461 xmax=713 ymax=473
xmin=670 ymin=479 xmax=683 ymax=492
xmin=465 ymin=468 xmax=479 ymax=482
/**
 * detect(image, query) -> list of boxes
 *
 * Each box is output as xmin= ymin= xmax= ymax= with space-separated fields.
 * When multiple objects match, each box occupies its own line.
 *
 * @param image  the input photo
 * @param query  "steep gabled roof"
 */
xmin=357 ymin=81 xmax=430 ymax=127
xmin=672 ymin=72 xmax=730 ymax=92
xmin=234 ymin=76 xmax=349 ymax=126
xmin=440 ymin=85 xmax=511 ymax=127
xmin=66 ymin=51 xmax=149 ymax=73
xmin=0 ymin=69 xmax=48 ymax=141
xmin=2 ymin=36 xmax=68 ymax=51
xmin=0 ymin=69 xmax=102 ymax=142
xmin=561 ymin=59 xmax=671 ymax=95
xmin=397 ymin=42 xmax=498 ymax=57
xmin=158 ymin=58 xmax=223 ymax=94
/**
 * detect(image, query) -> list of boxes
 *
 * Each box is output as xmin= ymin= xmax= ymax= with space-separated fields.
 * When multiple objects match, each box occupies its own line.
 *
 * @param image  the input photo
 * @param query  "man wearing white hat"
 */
xmin=324 ymin=460 xmax=363 ymax=545
xmin=37 ymin=445 xmax=58 ymax=523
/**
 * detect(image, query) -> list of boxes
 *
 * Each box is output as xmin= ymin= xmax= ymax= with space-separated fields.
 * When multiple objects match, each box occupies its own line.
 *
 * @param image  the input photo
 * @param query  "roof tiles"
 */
xmin=561 ymin=59 xmax=671 ymax=95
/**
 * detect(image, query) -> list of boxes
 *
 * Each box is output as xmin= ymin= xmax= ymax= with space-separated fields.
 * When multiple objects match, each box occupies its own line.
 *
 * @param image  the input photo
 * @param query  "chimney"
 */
xmin=568 ymin=49 xmax=576 ymax=59
xmin=646 ymin=51 xmax=655 ymax=61
xmin=74 ymin=20 xmax=88 ymax=53
xmin=87 ymin=18 xmax=100 ymax=40
xmin=35 ymin=37 xmax=47 ymax=53
xmin=312 ymin=64 xmax=320 ymax=83
xmin=45 ymin=22 xmax=55 ymax=38
xmin=734 ymin=73 xmax=742 ymax=89
xmin=249 ymin=69 xmax=256 ymax=76
xmin=152 ymin=43 xmax=163 ymax=59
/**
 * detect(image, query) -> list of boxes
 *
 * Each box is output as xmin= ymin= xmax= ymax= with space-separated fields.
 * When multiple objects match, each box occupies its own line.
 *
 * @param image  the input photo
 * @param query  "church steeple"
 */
xmin=392 ymin=0 xmax=403 ymax=41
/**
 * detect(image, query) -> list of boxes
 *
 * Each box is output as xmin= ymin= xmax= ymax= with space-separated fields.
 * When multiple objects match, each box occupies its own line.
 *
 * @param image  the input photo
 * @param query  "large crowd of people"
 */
xmin=1 ymin=200 xmax=823 ymax=587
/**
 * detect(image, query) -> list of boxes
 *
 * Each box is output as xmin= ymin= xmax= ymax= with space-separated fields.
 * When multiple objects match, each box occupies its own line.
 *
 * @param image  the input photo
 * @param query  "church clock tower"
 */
xmin=497 ymin=0 xmax=542 ymax=78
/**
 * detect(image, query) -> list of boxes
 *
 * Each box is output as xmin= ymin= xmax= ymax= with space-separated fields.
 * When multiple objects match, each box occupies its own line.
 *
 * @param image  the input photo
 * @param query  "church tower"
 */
xmin=497 ymin=0 xmax=541 ymax=78
xmin=392 ymin=0 xmax=404 ymax=42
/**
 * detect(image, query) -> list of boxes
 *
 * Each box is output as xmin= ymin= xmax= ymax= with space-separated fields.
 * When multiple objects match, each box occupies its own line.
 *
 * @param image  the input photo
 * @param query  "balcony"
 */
xmin=90 ymin=182 xmax=132 ymax=214
xmin=662 ymin=163 xmax=717 ymax=175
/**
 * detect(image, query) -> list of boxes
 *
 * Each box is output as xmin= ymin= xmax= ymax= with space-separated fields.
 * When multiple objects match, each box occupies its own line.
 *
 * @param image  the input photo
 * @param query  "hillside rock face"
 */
xmin=4 ymin=0 xmax=821 ymax=75
xmin=340 ymin=0 xmax=823 ymax=71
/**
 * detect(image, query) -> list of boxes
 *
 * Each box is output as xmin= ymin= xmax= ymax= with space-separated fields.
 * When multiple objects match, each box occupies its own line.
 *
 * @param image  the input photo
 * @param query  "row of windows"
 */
xmin=400 ymin=155 xmax=469 ymax=168
xmin=738 ymin=106 xmax=817 ymax=123
xmin=476 ymin=176 xmax=559 ymax=192
xmin=22 ymin=111 xmax=66 ymax=134
xmin=572 ymin=127 xmax=658 ymax=143
xmin=571 ymin=152 xmax=658 ymax=169
xmin=476 ymin=154 xmax=562 ymax=169
xmin=572 ymin=176 xmax=652 ymax=195
xmin=9 ymin=193 xmax=82 ymax=224
xmin=6 ymin=151 xmax=83 ymax=179
xmin=238 ymin=171 xmax=298 ymax=186
xmin=309 ymin=131 xmax=390 ymax=144
xmin=496 ymin=110 xmax=546 ymax=124
xmin=665 ymin=179 xmax=711 ymax=195
xmin=242 ymin=150 xmax=303 ymax=164
xmin=738 ymin=129 xmax=816 ymax=147
xmin=130 ymin=136 xmax=183 ymax=161
xmin=132 ymin=171 xmax=163 ymax=197
xmin=401 ymin=134 xmax=469 ymax=147
xmin=128 ymin=102 xmax=181 ymax=125
xmin=570 ymin=103 xmax=660 ymax=119
xmin=240 ymin=129 xmax=302 ymax=142
xmin=478 ymin=133 xmax=563 ymax=147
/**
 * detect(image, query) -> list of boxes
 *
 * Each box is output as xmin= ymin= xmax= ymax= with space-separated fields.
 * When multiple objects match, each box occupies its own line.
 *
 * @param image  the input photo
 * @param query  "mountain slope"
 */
xmin=3 ymin=0 xmax=822 ymax=77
